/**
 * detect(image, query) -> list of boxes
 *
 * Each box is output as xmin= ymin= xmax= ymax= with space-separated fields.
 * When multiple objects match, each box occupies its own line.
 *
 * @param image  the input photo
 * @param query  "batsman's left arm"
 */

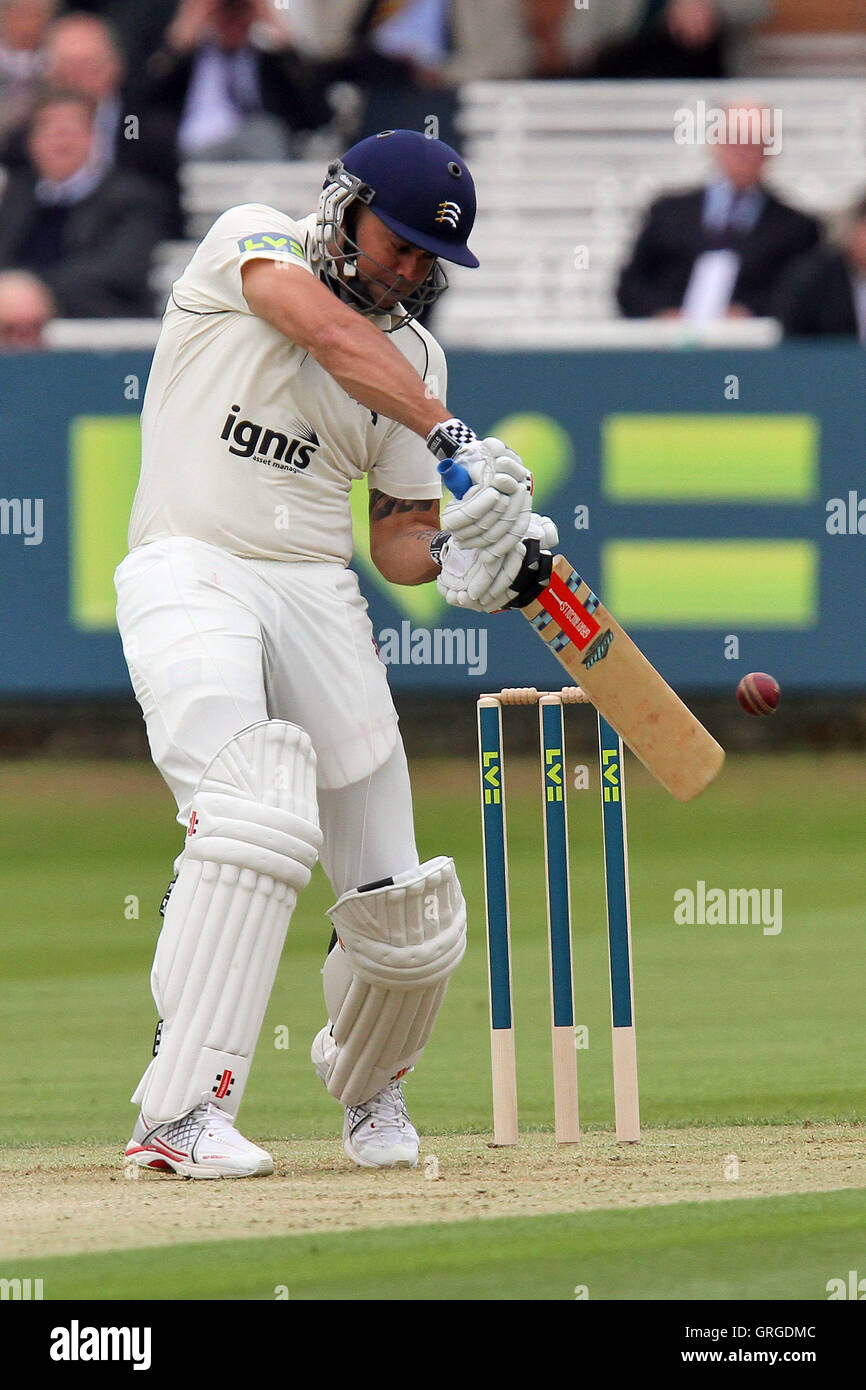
xmin=368 ymin=489 xmax=443 ymax=585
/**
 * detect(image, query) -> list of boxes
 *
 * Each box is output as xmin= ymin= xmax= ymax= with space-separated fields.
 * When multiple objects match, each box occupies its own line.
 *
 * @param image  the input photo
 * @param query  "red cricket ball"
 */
xmin=736 ymin=672 xmax=781 ymax=716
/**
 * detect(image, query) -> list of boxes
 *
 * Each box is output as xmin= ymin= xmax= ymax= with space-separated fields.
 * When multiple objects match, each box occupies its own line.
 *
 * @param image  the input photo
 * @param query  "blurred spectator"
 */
xmin=142 ymin=0 xmax=332 ymax=160
xmin=288 ymin=0 xmax=533 ymax=145
xmin=772 ymin=195 xmax=866 ymax=341
xmin=288 ymin=0 xmax=765 ymax=89
xmin=47 ymin=2 xmax=177 ymax=70
xmin=289 ymin=0 xmax=532 ymax=79
xmin=565 ymin=0 xmax=770 ymax=80
xmin=379 ymin=0 xmax=533 ymax=83
xmin=0 ymin=0 xmax=56 ymax=141
xmin=526 ymin=0 xmax=571 ymax=77
xmin=0 ymin=91 xmax=173 ymax=317
xmin=0 ymin=266 xmax=54 ymax=346
xmin=336 ymin=0 xmax=461 ymax=143
xmin=617 ymin=104 xmax=820 ymax=321
xmin=0 ymin=12 xmax=182 ymax=235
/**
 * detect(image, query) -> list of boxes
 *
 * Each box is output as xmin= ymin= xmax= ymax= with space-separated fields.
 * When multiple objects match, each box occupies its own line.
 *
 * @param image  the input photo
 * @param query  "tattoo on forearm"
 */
xmin=369 ymin=489 xmax=437 ymax=523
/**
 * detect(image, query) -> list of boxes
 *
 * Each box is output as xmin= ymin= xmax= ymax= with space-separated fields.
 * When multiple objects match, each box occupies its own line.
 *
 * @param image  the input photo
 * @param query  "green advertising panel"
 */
xmin=69 ymin=416 xmax=141 ymax=630
xmin=2 ymin=343 xmax=853 ymax=695
xmin=602 ymin=539 xmax=818 ymax=627
xmin=603 ymin=414 xmax=818 ymax=501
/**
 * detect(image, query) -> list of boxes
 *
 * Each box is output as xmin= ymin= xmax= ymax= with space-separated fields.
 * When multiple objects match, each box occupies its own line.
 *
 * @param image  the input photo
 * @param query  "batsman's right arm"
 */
xmin=241 ymin=259 xmax=450 ymax=440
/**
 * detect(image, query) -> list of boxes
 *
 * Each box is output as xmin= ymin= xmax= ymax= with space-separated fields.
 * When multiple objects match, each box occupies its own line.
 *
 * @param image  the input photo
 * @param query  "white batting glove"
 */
xmin=436 ymin=513 xmax=559 ymax=614
xmin=445 ymin=435 xmax=532 ymax=494
xmin=426 ymin=421 xmax=534 ymax=559
xmin=522 ymin=513 xmax=558 ymax=550
xmin=442 ymin=441 xmax=533 ymax=558
xmin=463 ymin=513 xmax=559 ymax=607
xmin=436 ymin=539 xmax=521 ymax=613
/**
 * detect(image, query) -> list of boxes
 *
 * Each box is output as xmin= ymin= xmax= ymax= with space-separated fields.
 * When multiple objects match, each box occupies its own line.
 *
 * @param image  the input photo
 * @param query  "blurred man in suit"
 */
xmin=772 ymin=194 xmax=866 ymax=341
xmin=0 ymin=0 xmax=56 ymax=142
xmin=0 ymin=90 xmax=173 ymax=316
xmin=0 ymin=12 xmax=182 ymax=234
xmin=581 ymin=0 xmax=770 ymax=81
xmin=143 ymin=0 xmax=331 ymax=160
xmin=617 ymin=103 xmax=820 ymax=321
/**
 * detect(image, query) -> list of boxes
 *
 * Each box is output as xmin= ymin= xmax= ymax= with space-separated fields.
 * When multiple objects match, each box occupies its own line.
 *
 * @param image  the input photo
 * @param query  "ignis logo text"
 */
xmin=220 ymin=404 xmax=319 ymax=470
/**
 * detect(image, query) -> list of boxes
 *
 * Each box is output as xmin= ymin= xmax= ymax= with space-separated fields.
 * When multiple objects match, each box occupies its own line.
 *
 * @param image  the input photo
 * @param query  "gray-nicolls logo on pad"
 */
xmin=220 ymin=404 xmax=320 ymax=472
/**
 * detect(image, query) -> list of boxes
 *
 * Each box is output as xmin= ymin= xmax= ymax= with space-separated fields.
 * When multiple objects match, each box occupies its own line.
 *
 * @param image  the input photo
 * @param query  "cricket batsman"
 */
xmin=116 ymin=129 xmax=558 ymax=1177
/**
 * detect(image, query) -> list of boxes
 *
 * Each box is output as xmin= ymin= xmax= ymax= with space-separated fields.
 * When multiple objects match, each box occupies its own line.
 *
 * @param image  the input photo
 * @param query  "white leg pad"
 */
xmin=132 ymin=720 xmax=322 ymax=1123
xmin=322 ymin=856 xmax=466 ymax=1105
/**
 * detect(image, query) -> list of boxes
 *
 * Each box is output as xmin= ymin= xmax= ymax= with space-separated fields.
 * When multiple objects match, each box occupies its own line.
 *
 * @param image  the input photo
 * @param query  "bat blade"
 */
xmin=434 ymin=455 xmax=723 ymax=800
xmin=521 ymin=556 xmax=724 ymax=801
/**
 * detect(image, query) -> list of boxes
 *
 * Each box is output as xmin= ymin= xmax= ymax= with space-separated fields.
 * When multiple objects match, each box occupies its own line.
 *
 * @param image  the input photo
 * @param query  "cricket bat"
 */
xmin=439 ymin=460 xmax=724 ymax=802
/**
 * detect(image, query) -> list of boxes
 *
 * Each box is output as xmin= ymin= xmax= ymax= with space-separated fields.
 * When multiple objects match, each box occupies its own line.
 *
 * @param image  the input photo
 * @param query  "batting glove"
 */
xmin=442 ymin=446 xmax=533 ymax=558
xmin=427 ymin=422 xmax=534 ymax=560
xmin=435 ymin=513 xmax=559 ymax=614
xmin=436 ymin=540 xmax=518 ymax=613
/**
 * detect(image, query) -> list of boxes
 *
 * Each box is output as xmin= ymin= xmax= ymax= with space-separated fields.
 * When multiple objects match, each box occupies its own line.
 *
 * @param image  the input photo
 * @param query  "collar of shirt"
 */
xmin=0 ymin=43 xmax=43 ymax=79
xmin=703 ymin=178 xmax=764 ymax=235
xmin=35 ymin=158 xmax=106 ymax=207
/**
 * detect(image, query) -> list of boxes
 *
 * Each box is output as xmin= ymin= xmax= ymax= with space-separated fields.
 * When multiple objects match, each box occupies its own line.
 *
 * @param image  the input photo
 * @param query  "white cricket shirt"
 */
xmin=128 ymin=205 xmax=446 ymax=562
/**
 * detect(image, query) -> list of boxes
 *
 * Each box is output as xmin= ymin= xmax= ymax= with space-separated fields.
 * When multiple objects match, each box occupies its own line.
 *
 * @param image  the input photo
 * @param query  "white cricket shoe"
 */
xmin=311 ymin=1024 xmax=420 ymax=1169
xmin=342 ymin=1083 xmax=420 ymax=1169
xmin=124 ymin=1102 xmax=274 ymax=1179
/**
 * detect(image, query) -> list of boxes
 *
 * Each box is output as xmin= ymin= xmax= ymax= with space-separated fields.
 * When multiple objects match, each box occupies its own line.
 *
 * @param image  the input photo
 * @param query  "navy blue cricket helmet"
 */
xmin=314 ymin=129 xmax=479 ymax=323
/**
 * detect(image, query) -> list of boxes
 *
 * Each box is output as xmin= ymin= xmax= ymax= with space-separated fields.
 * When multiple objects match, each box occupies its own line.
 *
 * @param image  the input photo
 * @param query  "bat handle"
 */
xmin=437 ymin=459 xmax=473 ymax=499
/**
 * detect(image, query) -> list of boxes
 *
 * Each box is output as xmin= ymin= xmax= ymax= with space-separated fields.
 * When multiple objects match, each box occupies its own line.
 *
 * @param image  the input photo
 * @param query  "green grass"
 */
xmin=2 ymin=751 xmax=864 ymax=1147
xmin=6 ymin=1189 xmax=865 ymax=1301
xmin=3 ymin=751 xmax=865 ymax=1303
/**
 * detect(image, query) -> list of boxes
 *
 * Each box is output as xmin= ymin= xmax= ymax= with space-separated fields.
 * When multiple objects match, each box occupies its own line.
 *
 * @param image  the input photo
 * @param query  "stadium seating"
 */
xmin=433 ymin=78 xmax=866 ymax=344
xmin=135 ymin=79 xmax=866 ymax=348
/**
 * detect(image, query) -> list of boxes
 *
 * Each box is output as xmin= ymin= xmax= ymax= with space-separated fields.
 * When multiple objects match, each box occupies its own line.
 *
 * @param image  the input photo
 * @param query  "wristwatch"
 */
xmin=425 ymin=419 xmax=477 ymax=462
xmin=428 ymin=530 xmax=451 ymax=568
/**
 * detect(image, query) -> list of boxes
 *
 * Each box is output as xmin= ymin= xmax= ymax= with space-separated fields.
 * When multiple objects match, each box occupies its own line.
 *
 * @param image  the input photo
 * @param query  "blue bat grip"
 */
xmin=437 ymin=459 xmax=473 ymax=499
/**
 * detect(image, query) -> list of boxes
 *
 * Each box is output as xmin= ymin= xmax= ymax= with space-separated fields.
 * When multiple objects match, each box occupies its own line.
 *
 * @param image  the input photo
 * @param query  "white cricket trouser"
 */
xmin=115 ymin=536 xmax=420 ymax=895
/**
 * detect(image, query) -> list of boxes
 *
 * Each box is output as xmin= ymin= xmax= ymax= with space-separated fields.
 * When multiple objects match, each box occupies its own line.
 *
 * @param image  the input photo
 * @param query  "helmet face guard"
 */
xmin=314 ymin=161 xmax=448 ymax=328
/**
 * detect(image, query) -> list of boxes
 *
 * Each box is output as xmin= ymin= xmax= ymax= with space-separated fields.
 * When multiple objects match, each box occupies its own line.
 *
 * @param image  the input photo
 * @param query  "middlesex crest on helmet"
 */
xmin=435 ymin=201 xmax=462 ymax=229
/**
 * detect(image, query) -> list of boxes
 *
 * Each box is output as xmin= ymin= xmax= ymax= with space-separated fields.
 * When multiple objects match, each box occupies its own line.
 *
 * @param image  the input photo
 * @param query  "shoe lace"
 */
xmin=144 ymin=1101 xmax=234 ymax=1150
xmin=201 ymin=1102 xmax=235 ymax=1134
xmin=363 ymin=1082 xmax=407 ymax=1130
